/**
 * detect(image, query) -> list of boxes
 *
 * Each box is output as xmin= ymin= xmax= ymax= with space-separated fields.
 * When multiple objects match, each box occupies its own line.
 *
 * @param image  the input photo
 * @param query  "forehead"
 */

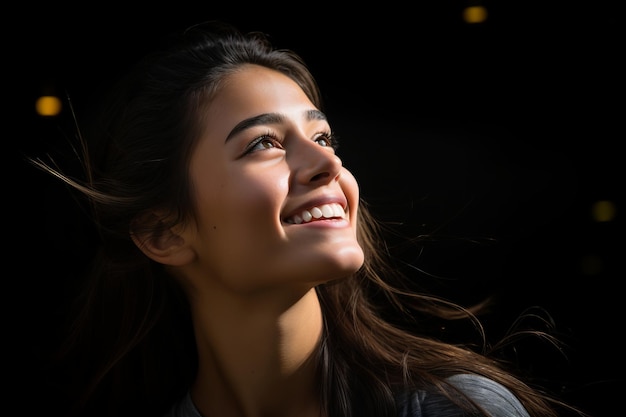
xmin=201 ymin=65 xmax=317 ymax=131
xmin=216 ymin=64 xmax=311 ymax=108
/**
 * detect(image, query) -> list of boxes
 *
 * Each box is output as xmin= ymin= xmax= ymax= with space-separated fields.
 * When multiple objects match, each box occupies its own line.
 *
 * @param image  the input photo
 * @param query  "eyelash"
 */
xmin=243 ymin=131 xmax=282 ymax=154
xmin=244 ymin=130 xmax=339 ymax=155
xmin=317 ymin=132 xmax=340 ymax=150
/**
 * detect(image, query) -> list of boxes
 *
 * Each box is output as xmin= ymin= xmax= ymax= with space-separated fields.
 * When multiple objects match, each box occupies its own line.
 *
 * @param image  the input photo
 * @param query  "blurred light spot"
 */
xmin=463 ymin=6 xmax=488 ymax=23
xmin=580 ymin=254 xmax=603 ymax=275
xmin=591 ymin=200 xmax=616 ymax=222
xmin=36 ymin=95 xmax=62 ymax=116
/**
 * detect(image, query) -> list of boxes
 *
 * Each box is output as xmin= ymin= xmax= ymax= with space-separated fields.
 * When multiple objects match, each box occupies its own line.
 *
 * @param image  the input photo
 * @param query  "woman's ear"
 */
xmin=130 ymin=211 xmax=196 ymax=266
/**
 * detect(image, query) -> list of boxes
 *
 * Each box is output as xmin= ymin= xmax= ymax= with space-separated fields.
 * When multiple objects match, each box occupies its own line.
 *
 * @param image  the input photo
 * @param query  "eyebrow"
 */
xmin=225 ymin=109 xmax=327 ymax=143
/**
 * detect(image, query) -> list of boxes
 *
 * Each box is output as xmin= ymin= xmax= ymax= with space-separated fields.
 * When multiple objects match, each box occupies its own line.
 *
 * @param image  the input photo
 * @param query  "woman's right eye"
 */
xmin=244 ymin=135 xmax=283 ymax=154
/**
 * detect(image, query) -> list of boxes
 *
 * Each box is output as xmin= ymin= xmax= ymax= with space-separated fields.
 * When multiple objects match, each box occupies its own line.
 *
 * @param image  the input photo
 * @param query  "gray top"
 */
xmin=397 ymin=374 xmax=531 ymax=416
xmin=165 ymin=373 xmax=531 ymax=417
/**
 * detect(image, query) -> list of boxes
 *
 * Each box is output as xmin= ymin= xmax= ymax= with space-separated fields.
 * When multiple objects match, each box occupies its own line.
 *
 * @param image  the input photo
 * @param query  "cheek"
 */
xmin=197 ymin=168 xmax=289 ymax=230
xmin=190 ymin=170 xmax=289 ymax=276
xmin=233 ymin=168 xmax=288 ymax=211
xmin=340 ymin=168 xmax=360 ymax=206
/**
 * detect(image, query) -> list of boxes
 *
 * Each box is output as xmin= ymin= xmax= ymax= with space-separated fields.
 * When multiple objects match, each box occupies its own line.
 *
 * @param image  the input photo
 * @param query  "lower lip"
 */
xmin=286 ymin=218 xmax=350 ymax=228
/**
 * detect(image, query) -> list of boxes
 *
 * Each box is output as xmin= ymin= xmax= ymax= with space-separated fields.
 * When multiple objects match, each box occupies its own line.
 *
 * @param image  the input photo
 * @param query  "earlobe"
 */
xmin=130 ymin=211 xmax=196 ymax=266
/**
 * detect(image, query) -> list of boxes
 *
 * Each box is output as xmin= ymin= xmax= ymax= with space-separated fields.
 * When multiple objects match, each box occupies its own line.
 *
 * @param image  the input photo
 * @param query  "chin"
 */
xmin=321 ymin=245 xmax=365 ymax=280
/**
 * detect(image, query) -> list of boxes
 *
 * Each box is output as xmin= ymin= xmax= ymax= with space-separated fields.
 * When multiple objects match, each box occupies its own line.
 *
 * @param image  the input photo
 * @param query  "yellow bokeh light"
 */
xmin=580 ymin=254 xmax=603 ymax=275
xmin=591 ymin=200 xmax=616 ymax=222
xmin=35 ymin=95 xmax=63 ymax=116
xmin=463 ymin=6 xmax=488 ymax=24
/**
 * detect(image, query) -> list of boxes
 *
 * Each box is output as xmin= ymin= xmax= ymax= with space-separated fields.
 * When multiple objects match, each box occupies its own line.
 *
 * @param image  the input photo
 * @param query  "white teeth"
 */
xmin=286 ymin=203 xmax=346 ymax=224
xmin=321 ymin=205 xmax=334 ymax=218
xmin=311 ymin=207 xmax=323 ymax=219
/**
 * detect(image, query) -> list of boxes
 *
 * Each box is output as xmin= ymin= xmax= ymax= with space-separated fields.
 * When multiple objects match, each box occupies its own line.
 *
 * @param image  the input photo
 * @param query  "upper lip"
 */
xmin=282 ymin=195 xmax=348 ymax=223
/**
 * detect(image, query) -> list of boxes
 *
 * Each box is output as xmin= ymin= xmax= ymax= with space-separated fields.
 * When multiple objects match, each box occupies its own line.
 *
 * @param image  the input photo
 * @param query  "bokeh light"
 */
xmin=35 ymin=95 xmax=62 ymax=117
xmin=463 ymin=6 xmax=488 ymax=24
xmin=591 ymin=200 xmax=617 ymax=222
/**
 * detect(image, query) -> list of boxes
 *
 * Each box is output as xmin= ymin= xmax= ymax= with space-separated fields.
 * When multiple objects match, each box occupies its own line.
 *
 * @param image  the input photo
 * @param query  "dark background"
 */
xmin=10 ymin=2 xmax=622 ymax=416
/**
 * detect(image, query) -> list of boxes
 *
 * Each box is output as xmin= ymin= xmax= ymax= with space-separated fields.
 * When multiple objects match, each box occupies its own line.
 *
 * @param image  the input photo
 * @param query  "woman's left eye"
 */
xmin=314 ymin=133 xmax=338 ymax=150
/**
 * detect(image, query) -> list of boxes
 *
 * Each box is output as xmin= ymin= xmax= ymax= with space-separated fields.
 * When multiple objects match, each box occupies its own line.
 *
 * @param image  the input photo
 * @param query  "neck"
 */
xmin=189 ymin=286 xmax=324 ymax=417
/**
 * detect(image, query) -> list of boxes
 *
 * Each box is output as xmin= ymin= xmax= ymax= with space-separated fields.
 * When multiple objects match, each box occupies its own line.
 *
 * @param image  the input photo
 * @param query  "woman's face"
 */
xmin=181 ymin=64 xmax=364 ymax=293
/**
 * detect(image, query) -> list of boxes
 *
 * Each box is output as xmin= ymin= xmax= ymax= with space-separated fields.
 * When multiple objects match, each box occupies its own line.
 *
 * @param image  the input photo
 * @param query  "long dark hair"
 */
xmin=32 ymin=21 xmax=578 ymax=417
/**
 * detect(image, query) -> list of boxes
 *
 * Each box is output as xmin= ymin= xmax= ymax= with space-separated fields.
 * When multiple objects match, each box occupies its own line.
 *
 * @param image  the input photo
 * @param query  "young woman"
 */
xmin=32 ymin=21 xmax=579 ymax=417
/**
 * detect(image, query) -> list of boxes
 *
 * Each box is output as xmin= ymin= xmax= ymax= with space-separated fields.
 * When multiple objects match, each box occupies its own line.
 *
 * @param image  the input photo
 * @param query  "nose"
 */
xmin=291 ymin=139 xmax=343 ymax=186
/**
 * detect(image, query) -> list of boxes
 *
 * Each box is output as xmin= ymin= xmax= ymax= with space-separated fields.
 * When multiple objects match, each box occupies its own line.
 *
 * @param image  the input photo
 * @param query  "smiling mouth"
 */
xmin=284 ymin=203 xmax=347 ymax=224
